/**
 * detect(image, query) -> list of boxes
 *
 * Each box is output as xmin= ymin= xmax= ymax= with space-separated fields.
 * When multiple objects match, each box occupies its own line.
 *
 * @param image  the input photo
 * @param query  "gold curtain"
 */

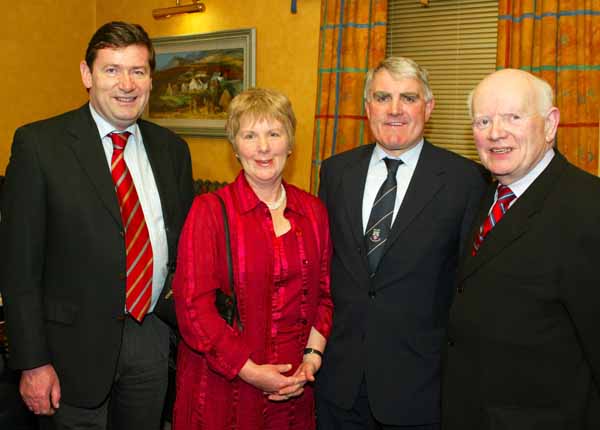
xmin=497 ymin=0 xmax=600 ymax=175
xmin=309 ymin=0 xmax=387 ymax=193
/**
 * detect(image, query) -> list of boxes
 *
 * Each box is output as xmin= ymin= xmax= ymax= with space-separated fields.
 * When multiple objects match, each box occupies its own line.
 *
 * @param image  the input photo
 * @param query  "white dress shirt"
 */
xmin=89 ymin=105 xmax=168 ymax=312
xmin=362 ymin=141 xmax=424 ymax=233
xmin=492 ymin=148 xmax=555 ymax=208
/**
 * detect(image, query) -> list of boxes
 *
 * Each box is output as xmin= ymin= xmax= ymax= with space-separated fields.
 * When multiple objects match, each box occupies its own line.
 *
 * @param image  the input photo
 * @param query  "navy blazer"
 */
xmin=317 ymin=141 xmax=486 ymax=425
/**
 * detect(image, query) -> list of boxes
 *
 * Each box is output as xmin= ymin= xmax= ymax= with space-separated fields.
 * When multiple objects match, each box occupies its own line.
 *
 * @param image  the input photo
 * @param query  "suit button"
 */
xmin=119 ymin=273 xmax=126 ymax=280
xmin=456 ymin=287 xmax=464 ymax=294
xmin=116 ymin=314 xmax=126 ymax=321
xmin=368 ymin=291 xmax=376 ymax=299
xmin=448 ymin=339 xmax=455 ymax=347
xmin=369 ymin=272 xmax=376 ymax=279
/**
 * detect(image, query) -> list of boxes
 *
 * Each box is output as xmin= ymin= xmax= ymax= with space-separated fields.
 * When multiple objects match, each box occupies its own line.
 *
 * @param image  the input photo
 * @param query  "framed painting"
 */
xmin=147 ymin=28 xmax=256 ymax=137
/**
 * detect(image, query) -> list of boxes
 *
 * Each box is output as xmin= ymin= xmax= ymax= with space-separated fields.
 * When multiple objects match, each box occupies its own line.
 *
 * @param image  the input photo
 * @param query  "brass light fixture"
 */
xmin=152 ymin=0 xmax=206 ymax=19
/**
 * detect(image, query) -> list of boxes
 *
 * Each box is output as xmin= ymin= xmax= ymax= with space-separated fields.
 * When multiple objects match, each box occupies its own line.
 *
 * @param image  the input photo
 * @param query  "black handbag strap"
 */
xmin=214 ymin=193 xmax=242 ymax=329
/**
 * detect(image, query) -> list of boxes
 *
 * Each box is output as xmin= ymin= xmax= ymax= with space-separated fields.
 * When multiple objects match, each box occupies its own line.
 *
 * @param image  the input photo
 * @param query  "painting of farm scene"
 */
xmin=149 ymin=48 xmax=244 ymax=120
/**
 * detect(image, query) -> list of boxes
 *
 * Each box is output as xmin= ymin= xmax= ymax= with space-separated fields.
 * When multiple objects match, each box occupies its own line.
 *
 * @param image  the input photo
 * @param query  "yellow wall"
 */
xmin=0 ymin=1 xmax=95 ymax=173
xmin=0 ymin=1 xmax=321 ymax=190
xmin=96 ymin=0 xmax=322 ymax=189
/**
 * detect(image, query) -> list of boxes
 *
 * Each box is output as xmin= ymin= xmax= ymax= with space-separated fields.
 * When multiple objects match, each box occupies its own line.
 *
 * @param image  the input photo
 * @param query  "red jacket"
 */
xmin=173 ymin=172 xmax=332 ymax=429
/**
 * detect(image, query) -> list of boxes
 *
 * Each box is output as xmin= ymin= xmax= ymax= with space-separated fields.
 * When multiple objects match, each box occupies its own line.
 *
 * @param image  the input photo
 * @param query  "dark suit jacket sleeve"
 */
xmin=0 ymin=126 xmax=51 ymax=369
xmin=172 ymin=134 xmax=195 ymax=218
xmin=318 ymin=158 xmax=332 ymax=207
xmin=168 ymin=131 xmax=195 ymax=267
xmin=561 ymin=209 xmax=600 ymax=387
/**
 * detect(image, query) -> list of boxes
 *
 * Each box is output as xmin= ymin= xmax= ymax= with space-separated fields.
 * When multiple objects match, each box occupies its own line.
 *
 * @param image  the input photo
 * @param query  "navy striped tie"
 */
xmin=365 ymin=158 xmax=402 ymax=273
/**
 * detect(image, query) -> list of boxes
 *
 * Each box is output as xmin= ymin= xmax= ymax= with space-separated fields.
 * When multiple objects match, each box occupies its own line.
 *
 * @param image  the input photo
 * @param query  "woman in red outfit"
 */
xmin=172 ymin=88 xmax=333 ymax=429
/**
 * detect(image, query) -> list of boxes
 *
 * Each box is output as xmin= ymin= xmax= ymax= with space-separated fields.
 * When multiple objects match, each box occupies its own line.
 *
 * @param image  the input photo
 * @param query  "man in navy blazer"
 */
xmin=443 ymin=69 xmax=600 ymax=429
xmin=0 ymin=22 xmax=194 ymax=429
xmin=316 ymin=57 xmax=486 ymax=429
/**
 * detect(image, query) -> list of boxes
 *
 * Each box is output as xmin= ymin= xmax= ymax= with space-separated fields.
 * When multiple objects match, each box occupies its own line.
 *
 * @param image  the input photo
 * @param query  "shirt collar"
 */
xmin=231 ymin=171 xmax=306 ymax=217
xmin=372 ymin=139 xmax=424 ymax=167
xmin=503 ymin=148 xmax=555 ymax=198
xmin=88 ymin=103 xmax=139 ymax=141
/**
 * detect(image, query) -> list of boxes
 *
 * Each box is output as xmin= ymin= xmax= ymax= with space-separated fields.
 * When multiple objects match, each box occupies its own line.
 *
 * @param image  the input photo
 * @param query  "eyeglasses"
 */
xmin=472 ymin=113 xmax=536 ymax=131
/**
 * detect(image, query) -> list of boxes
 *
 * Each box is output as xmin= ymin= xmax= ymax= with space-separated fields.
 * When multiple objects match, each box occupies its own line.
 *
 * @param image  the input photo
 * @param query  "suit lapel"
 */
xmin=384 ymin=141 xmax=445 ymax=253
xmin=340 ymin=144 xmax=375 ymax=279
xmin=139 ymin=120 xmax=176 ymax=257
xmin=341 ymin=145 xmax=373 ymax=270
xmin=460 ymin=152 xmax=567 ymax=282
xmin=457 ymin=184 xmax=495 ymax=275
xmin=65 ymin=104 xmax=122 ymax=227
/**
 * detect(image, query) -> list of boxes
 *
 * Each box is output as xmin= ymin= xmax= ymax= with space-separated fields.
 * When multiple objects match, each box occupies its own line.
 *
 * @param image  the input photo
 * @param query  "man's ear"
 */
xmin=424 ymin=97 xmax=435 ymax=122
xmin=544 ymin=106 xmax=560 ymax=143
xmin=80 ymin=60 xmax=92 ymax=89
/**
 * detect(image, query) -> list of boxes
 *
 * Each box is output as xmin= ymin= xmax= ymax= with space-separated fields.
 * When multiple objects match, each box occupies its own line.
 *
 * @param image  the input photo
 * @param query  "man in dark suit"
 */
xmin=442 ymin=69 xmax=600 ymax=429
xmin=316 ymin=57 xmax=486 ymax=429
xmin=0 ymin=22 xmax=194 ymax=429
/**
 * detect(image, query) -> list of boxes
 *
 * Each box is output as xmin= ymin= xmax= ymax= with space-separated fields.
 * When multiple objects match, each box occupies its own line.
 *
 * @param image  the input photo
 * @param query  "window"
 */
xmin=387 ymin=0 xmax=498 ymax=160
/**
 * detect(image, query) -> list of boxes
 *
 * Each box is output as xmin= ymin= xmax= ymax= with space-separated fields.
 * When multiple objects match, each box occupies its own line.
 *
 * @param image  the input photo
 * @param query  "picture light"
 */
xmin=153 ymin=0 xmax=206 ymax=19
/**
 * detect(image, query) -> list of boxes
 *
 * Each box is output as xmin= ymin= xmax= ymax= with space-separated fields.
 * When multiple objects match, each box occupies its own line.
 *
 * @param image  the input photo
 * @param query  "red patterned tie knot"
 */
xmin=109 ymin=131 xmax=131 ymax=151
xmin=496 ymin=184 xmax=514 ymax=201
xmin=471 ymin=184 xmax=515 ymax=256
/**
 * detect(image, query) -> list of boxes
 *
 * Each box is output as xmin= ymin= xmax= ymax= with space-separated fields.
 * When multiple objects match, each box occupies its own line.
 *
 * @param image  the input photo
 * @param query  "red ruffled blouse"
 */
xmin=173 ymin=172 xmax=333 ymax=430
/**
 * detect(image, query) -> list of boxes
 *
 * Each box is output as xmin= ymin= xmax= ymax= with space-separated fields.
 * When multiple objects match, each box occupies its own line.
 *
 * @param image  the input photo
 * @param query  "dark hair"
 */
xmin=85 ymin=21 xmax=155 ymax=72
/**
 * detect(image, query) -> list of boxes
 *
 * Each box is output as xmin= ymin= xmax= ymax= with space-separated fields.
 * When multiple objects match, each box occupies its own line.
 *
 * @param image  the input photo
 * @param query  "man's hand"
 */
xmin=20 ymin=364 xmax=61 ymax=415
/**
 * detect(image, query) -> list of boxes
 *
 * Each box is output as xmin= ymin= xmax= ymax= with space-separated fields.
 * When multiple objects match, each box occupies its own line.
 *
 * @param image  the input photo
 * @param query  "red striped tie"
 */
xmin=110 ymin=132 xmax=153 ymax=322
xmin=471 ymin=184 xmax=515 ymax=256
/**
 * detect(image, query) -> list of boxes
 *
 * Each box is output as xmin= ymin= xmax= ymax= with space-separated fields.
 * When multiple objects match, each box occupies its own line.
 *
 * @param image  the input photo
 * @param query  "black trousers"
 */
xmin=316 ymin=376 xmax=440 ymax=430
xmin=39 ymin=314 xmax=169 ymax=430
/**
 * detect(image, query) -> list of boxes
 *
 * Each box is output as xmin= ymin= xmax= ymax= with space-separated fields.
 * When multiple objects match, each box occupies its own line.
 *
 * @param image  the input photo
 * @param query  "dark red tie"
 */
xmin=110 ymin=132 xmax=153 ymax=322
xmin=471 ymin=184 xmax=515 ymax=256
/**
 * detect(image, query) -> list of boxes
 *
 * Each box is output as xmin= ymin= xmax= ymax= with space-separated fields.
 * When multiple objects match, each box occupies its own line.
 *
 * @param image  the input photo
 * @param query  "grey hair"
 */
xmin=364 ymin=57 xmax=433 ymax=102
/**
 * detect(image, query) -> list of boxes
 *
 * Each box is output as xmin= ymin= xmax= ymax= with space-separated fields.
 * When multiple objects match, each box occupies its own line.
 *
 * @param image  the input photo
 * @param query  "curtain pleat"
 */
xmin=497 ymin=0 xmax=600 ymax=175
xmin=310 ymin=0 xmax=388 ymax=193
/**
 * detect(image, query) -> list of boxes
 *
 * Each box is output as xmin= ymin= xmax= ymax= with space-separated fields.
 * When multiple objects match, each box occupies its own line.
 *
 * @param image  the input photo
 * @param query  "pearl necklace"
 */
xmin=265 ymin=185 xmax=286 ymax=210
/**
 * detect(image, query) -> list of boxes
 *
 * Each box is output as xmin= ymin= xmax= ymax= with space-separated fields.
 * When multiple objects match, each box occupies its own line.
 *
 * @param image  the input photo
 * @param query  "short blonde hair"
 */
xmin=225 ymin=88 xmax=297 ymax=150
